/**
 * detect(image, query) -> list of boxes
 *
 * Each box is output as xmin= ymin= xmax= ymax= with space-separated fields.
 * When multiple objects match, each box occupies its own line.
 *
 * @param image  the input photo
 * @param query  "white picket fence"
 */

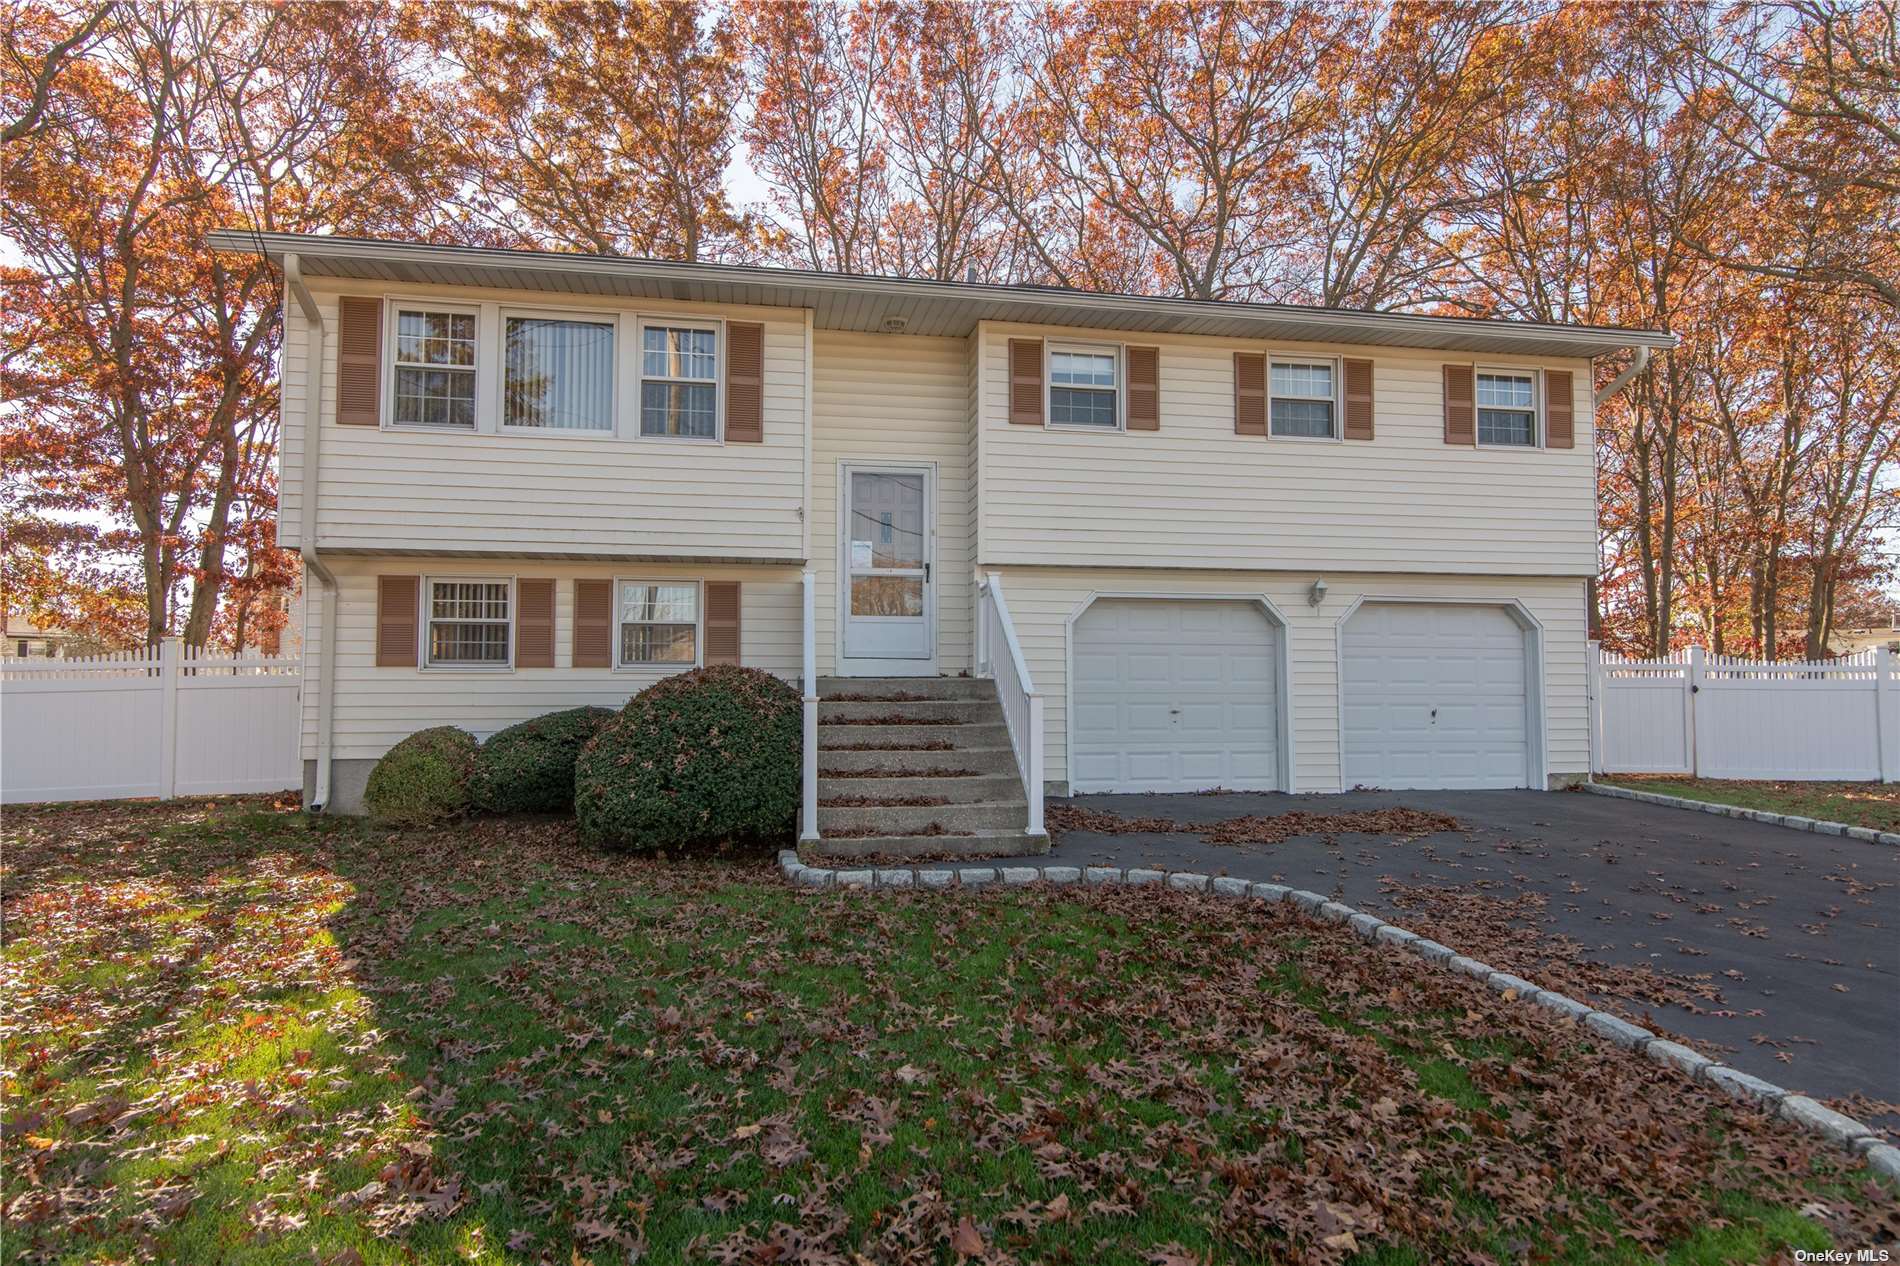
xmin=1589 ymin=643 xmax=1899 ymax=782
xmin=2 ymin=639 xmax=302 ymax=805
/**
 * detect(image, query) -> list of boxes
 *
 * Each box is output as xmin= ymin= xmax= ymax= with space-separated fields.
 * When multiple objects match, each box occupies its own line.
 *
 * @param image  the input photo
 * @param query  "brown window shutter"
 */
xmin=1544 ymin=369 xmax=1575 ymax=448
xmin=574 ymin=578 xmax=612 ymax=668
xmin=375 ymin=575 xmax=418 ymax=667
xmin=1343 ymin=357 xmax=1374 ymax=441
xmin=337 ymin=297 xmax=382 ymax=426
xmin=1126 ymin=345 xmax=1159 ymax=430
xmin=1443 ymin=363 xmax=1475 ymax=445
xmin=1008 ymin=338 xmax=1043 ymax=425
xmin=704 ymin=581 xmax=740 ymax=665
xmin=515 ymin=578 xmax=554 ymax=667
xmin=725 ymin=322 xmax=764 ymax=442
xmin=1234 ymin=352 xmax=1266 ymax=435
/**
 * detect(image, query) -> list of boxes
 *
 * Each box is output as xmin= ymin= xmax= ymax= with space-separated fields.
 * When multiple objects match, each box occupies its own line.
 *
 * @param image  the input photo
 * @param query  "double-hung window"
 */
xmin=425 ymin=578 xmax=511 ymax=667
xmin=640 ymin=323 xmax=719 ymax=438
xmin=504 ymin=314 xmax=615 ymax=432
xmin=1269 ymin=359 xmax=1337 ymax=438
xmin=618 ymin=581 xmax=699 ymax=665
xmin=1476 ymin=371 xmax=1538 ymax=446
xmin=1048 ymin=345 xmax=1119 ymax=428
xmin=393 ymin=309 xmax=478 ymax=429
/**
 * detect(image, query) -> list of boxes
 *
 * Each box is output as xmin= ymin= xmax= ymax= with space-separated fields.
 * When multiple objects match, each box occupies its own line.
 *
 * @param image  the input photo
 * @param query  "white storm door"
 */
xmin=842 ymin=467 xmax=933 ymax=661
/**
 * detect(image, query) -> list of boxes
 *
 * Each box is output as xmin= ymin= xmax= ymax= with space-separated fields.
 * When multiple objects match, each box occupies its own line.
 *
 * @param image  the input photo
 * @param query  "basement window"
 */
xmin=618 ymin=580 xmax=700 ymax=666
xmin=425 ymin=578 xmax=511 ymax=667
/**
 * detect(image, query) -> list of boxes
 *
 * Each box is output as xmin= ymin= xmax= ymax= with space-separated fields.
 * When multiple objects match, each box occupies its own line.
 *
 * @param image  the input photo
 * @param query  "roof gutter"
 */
xmin=284 ymin=253 xmax=338 ymax=814
xmin=1594 ymin=344 xmax=1653 ymax=408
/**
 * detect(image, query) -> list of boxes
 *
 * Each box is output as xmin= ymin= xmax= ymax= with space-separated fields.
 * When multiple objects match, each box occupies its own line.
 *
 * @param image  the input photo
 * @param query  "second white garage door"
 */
xmin=1071 ymin=599 xmax=1281 ymax=794
xmin=1341 ymin=602 xmax=1533 ymax=790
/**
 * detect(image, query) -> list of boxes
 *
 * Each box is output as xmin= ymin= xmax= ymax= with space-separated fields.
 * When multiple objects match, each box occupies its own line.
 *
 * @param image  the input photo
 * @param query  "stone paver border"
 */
xmin=1585 ymin=781 xmax=1900 ymax=847
xmin=778 ymin=849 xmax=1900 ymax=1182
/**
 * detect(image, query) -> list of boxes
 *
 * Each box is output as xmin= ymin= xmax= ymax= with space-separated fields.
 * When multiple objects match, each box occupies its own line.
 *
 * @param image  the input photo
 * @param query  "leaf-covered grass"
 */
xmin=1598 ymin=775 xmax=1900 ymax=832
xmin=4 ymin=798 xmax=1894 ymax=1264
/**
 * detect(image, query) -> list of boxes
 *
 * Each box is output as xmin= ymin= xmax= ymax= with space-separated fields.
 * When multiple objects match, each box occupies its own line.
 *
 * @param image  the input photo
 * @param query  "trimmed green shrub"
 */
xmin=470 ymin=706 xmax=614 ymax=815
xmin=363 ymin=726 xmax=477 ymax=827
xmin=575 ymin=665 xmax=801 ymax=850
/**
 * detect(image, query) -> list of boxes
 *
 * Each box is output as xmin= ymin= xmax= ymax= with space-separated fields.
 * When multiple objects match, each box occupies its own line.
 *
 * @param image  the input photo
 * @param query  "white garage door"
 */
xmin=1071 ymin=599 xmax=1280 ymax=793
xmin=1341 ymin=602 xmax=1532 ymax=790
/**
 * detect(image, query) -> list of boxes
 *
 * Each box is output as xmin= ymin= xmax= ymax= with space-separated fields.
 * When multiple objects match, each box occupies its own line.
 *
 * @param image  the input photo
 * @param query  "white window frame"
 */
xmin=635 ymin=316 xmax=724 ymax=444
xmin=614 ymin=577 xmax=704 ymax=670
xmin=421 ymin=575 xmax=515 ymax=672
xmin=1045 ymin=340 xmax=1124 ymax=432
xmin=497 ymin=306 xmax=620 ymax=438
xmin=385 ymin=301 xmax=483 ymax=434
xmin=1474 ymin=367 xmax=1542 ymax=450
xmin=1266 ymin=354 xmax=1343 ymax=442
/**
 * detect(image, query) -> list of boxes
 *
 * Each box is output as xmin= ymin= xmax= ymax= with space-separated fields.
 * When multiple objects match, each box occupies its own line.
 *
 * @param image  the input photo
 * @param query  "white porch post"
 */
xmin=975 ymin=578 xmax=991 ymax=678
xmin=800 ymin=568 xmax=820 ymax=841
xmin=1027 ymin=691 xmax=1046 ymax=836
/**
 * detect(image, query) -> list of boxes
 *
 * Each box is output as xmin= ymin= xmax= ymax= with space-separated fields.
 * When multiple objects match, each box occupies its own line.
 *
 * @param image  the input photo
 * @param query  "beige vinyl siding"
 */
xmin=281 ymin=284 xmax=806 ymax=559
xmin=977 ymin=322 xmax=1596 ymax=575
xmin=991 ymin=566 xmax=1589 ymax=792
xmin=301 ymin=557 xmax=801 ymax=761
xmin=810 ymin=330 xmax=975 ymax=674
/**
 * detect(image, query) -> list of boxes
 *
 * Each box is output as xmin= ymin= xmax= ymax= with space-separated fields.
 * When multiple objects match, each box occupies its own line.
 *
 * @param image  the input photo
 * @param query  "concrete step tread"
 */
xmin=814 ymin=747 xmax=1020 ymax=774
xmin=818 ymin=723 xmax=1010 ymax=748
xmin=818 ymin=676 xmax=994 ymax=700
xmin=817 ymin=801 xmax=1028 ymax=832
xmin=818 ymin=774 xmax=1025 ymax=801
xmin=819 ymin=699 xmax=1002 ymax=721
xmin=802 ymin=829 xmax=1051 ymax=861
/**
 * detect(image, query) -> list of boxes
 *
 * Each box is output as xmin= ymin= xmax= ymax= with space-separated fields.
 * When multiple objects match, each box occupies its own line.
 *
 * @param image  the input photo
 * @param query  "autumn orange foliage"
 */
xmin=3 ymin=1 xmax=1894 ymax=657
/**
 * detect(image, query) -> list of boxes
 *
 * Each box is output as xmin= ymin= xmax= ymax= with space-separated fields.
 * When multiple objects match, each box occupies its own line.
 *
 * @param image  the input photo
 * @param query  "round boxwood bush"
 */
xmin=363 ymin=726 xmax=478 ymax=827
xmin=469 ymin=705 xmax=614 ymax=815
xmin=575 ymin=665 xmax=801 ymax=850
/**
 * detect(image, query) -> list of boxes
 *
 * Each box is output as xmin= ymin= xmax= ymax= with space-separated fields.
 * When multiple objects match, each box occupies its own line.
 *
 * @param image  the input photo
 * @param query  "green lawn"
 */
xmin=1598 ymin=776 xmax=1900 ymax=832
xmin=3 ymin=798 xmax=1893 ymax=1264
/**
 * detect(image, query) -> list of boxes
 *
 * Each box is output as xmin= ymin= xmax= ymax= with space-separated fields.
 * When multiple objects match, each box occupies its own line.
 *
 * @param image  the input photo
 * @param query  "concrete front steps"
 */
xmin=808 ymin=675 xmax=1046 ymax=861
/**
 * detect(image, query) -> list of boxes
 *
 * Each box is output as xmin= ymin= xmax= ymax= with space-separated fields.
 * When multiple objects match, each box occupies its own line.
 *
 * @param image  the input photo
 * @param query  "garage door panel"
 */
xmin=1073 ymin=599 xmax=1281 ymax=794
xmin=1342 ymin=602 xmax=1531 ymax=791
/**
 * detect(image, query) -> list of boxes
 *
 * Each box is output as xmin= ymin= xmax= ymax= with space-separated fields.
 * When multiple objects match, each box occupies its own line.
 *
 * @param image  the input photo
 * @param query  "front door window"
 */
xmin=844 ymin=469 xmax=931 ymax=662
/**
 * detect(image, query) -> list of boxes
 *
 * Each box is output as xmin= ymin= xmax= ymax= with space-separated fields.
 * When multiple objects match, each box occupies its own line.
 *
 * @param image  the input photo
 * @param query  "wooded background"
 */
xmin=4 ymin=0 xmax=1894 ymax=658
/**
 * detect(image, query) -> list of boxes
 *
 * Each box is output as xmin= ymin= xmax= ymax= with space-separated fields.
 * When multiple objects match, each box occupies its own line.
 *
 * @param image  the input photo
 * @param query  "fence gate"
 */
xmin=1590 ymin=644 xmax=1898 ymax=783
xmin=2 ymin=639 xmax=302 ymax=805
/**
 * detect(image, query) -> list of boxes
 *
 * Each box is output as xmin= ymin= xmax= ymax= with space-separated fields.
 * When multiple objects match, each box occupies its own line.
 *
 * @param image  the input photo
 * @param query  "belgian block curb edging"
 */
xmin=1584 ymin=781 xmax=1900 ymax=848
xmin=777 ymin=848 xmax=1898 ymax=1183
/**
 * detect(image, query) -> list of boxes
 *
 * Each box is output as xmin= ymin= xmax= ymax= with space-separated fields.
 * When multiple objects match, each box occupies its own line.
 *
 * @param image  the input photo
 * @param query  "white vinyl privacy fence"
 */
xmin=2 ymin=639 xmax=302 ymax=805
xmin=1589 ymin=644 xmax=1899 ymax=782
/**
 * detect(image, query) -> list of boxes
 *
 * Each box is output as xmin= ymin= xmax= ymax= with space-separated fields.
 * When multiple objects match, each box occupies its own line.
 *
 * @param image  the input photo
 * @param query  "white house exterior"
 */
xmin=214 ymin=232 xmax=1673 ymax=826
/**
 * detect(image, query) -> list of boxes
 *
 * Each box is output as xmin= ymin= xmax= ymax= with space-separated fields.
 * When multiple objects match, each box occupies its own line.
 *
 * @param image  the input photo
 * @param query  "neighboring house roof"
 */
xmin=4 ymin=617 xmax=80 ymax=640
xmin=208 ymin=230 xmax=1677 ymax=361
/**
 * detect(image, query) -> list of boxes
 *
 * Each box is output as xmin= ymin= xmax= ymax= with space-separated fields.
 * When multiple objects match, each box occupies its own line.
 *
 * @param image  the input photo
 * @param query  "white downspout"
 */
xmin=284 ymin=253 xmax=339 ymax=813
xmin=1594 ymin=344 xmax=1652 ymax=408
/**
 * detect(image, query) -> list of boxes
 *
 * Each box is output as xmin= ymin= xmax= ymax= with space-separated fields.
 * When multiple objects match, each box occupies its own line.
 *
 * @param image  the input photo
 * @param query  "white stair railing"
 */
xmin=977 ymin=574 xmax=1046 ymax=836
xmin=800 ymin=569 xmax=820 ymax=841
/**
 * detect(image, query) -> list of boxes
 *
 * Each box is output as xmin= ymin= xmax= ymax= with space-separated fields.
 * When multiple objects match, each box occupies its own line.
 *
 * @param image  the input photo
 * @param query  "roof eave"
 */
xmin=209 ymin=230 xmax=1678 ymax=358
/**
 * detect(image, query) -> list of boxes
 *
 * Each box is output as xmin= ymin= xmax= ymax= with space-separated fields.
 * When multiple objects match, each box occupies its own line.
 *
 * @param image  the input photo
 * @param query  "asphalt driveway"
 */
xmin=990 ymin=788 xmax=1899 ymax=1116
